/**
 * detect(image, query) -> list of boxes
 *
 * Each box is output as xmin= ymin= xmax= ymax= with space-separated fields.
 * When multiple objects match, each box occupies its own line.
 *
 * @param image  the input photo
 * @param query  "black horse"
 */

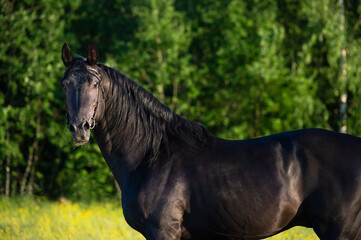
xmin=61 ymin=43 xmax=361 ymax=240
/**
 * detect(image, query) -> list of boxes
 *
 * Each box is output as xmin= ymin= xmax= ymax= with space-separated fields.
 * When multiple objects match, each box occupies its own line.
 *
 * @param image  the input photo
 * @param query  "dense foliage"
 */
xmin=1 ymin=0 xmax=361 ymax=200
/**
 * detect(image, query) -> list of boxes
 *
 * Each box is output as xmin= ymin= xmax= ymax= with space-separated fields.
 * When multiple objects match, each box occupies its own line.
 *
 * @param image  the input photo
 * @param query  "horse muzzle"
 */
xmin=68 ymin=120 xmax=92 ymax=146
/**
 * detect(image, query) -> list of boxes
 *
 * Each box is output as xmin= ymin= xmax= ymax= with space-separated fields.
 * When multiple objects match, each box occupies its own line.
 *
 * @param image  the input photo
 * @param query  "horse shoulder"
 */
xmin=122 ymin=160 xmax=190 ymax=239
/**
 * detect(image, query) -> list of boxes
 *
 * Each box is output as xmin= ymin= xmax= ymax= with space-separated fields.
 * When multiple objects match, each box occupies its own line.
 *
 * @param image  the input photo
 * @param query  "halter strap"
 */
xmin=89 ymin=90 xmax=100 ymax=129
xmin=87 ymin=66 xmax=104 ymax=129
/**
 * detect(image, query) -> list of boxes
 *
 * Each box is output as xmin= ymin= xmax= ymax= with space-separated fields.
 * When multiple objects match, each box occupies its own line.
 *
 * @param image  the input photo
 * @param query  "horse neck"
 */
xmin=93 ymin=71 xmax=172 ymax=173
xmin=93 ymin=66 xmax=215 ymax=186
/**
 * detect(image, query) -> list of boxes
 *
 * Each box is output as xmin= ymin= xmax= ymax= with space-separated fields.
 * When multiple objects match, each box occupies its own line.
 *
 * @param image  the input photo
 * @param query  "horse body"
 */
xmin=184 ymin=134 xmax=304 ymax=239
xmin=95 ymin=105 xmax=361 ymax=240
xmin=62 ymin=43 xmax=361 ymax=240
xmin=119 ymin=129 xmax=361 ymax=240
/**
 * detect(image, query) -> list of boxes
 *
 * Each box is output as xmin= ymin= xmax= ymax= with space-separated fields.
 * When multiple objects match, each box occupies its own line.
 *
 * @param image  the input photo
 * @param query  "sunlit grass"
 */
xmin=0 ymin=196 xmax=318 ymax=240
xmin=267 ymin=227 xmax=318 ymax=240
xmin=0 ymin=196 xmax=144 ymax=240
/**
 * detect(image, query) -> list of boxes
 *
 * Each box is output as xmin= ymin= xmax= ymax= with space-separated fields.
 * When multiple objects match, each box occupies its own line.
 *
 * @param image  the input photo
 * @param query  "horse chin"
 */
xmin=74 ymin=140 xmax=89 ymax=147
xmin=72 ymin=132 xmax=90 ymax=146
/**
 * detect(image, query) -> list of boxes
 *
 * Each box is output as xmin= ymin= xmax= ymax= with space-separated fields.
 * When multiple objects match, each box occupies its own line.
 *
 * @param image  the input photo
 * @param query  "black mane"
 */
xmin=97 ymin=63 xmax=214 ymax=168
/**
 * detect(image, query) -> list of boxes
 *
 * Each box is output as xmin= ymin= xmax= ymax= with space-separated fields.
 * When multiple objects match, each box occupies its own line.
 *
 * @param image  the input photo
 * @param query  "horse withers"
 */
xmin=61 ymin=43 xmax=361 ymax=240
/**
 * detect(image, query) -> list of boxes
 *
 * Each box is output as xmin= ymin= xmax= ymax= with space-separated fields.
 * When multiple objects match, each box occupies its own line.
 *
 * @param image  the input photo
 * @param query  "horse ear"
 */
xmin=87 ymin=42 xmax=98 ymax=66
xmin=62 ymin=43 xmax=73 ymax=68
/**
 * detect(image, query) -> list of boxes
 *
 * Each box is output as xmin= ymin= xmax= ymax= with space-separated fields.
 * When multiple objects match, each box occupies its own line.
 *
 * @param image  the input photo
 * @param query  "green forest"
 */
xmin=1 ymin=0 xmax=361 ymax=200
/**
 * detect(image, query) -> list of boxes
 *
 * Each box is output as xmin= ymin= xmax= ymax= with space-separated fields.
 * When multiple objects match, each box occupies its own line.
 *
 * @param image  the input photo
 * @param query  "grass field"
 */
xmin=0 ymin=197 xmax=318 ymax=240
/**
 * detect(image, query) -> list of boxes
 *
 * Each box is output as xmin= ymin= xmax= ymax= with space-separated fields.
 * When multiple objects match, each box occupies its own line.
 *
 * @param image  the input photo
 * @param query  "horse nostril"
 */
xmin=83 ymin=121 xmax=90 ymax=131
xmin=69 ymin=124 xmax=76 ymax=133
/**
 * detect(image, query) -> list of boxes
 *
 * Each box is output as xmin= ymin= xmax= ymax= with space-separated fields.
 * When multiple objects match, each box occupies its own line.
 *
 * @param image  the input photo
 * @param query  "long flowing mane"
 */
xmin=97 ymin=63 xmax=214 ymax=168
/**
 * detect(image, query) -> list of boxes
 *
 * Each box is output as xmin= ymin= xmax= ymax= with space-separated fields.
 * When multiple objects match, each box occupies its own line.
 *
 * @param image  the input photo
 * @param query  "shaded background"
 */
xmin=1 ymin=0 xmax=361 ymax=201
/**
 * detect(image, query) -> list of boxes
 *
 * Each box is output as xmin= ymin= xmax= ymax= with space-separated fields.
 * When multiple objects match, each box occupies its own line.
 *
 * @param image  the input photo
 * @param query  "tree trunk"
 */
xmin=338 ymin=0 xmax=348 ymax=133
xmin=27 ymin=150 xmax=39 ymax=195
xmin=171 ymin=81 xmax=179 ymax=113
xmin=5 ymin=132 xmax=11 ymax=197
xmin=26 ymin=97 xmax=42 ymax=195
xmin=113 ymin=177 xmax=122 ymax=203
xmin=20 ymin=147 xmax=34 ymax=194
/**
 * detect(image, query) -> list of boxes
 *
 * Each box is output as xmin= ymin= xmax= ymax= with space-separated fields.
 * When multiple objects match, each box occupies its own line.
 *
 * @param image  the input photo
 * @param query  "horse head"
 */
xmin=61 ymin=43 xmax=105 ymax=146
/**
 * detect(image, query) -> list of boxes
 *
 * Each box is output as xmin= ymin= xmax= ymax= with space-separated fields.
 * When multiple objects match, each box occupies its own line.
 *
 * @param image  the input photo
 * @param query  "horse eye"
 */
xmin=93 ymin=82 xmax=98 ymax=88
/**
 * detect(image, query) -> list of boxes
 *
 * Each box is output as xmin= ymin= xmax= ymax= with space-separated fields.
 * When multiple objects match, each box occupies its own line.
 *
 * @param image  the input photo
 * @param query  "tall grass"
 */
xmin=0 ymin=196 xmax=318 ymax=240
xmin=0 ymin=196 xmax=144 ymax=240
xmin=266 ymin=227 xmax=317 ymax=240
